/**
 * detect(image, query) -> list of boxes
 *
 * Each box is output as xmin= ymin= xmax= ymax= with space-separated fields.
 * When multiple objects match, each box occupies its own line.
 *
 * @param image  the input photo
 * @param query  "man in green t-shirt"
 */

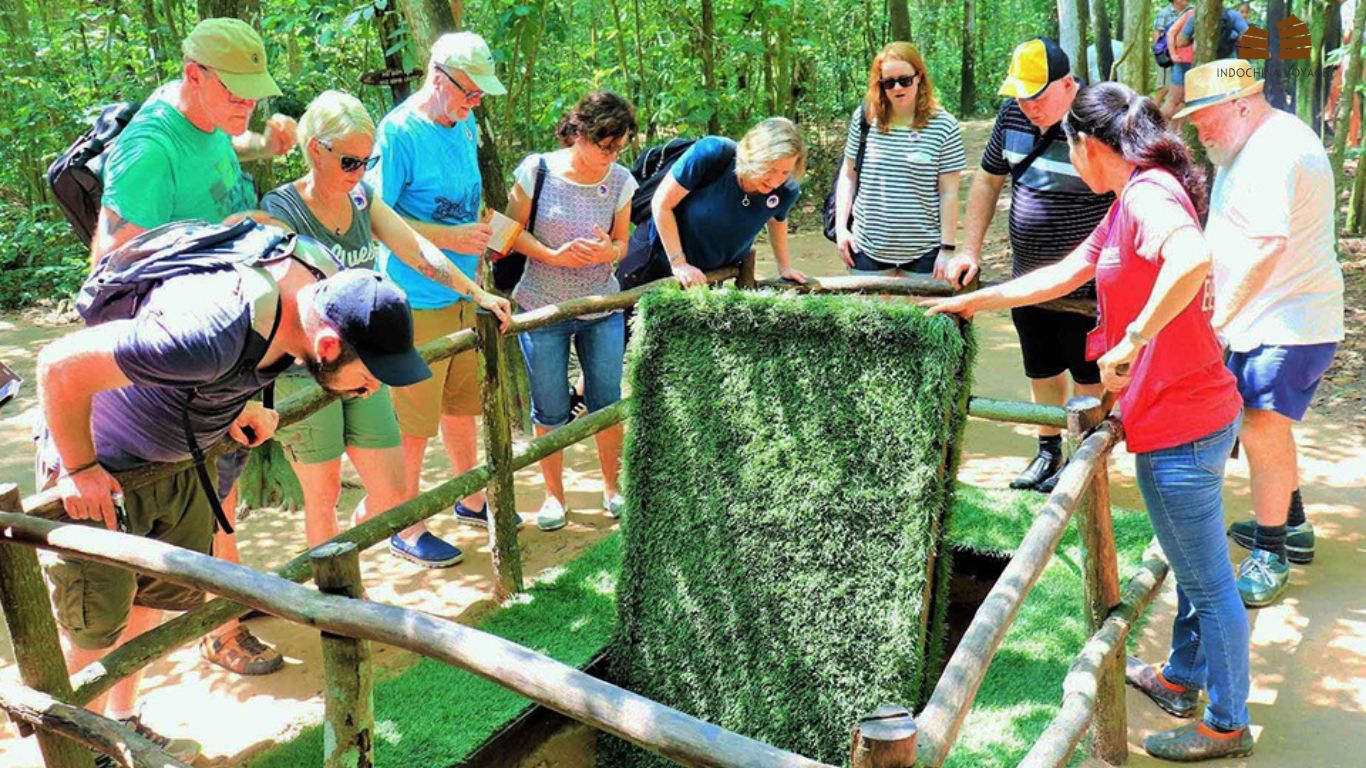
xmin=89 ymin=18 xmax=298 ymax=686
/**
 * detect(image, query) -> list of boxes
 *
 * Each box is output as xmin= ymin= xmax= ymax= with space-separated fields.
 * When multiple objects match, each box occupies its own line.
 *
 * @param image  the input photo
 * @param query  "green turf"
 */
xmin=245 ymin=534 xmax=622 ymax=768
xmin=605 ymin=289 xmax=975 ymax=768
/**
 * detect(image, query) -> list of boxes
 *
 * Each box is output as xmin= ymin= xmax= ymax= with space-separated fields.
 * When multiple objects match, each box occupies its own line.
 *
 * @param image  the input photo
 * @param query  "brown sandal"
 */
xmin=200 ymin=625 xmax=284 ymax=676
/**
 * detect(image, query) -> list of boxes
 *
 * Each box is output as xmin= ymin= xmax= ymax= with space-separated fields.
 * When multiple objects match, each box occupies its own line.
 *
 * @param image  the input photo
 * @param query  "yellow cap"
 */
xmin=999 ymin=38 xmax=1070 ymax=100
xmin=182 ymin=18 xmax=282 ymax=100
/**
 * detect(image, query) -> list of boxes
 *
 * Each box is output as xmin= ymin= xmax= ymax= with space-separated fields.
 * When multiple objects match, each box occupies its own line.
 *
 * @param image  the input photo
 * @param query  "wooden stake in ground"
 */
xmin=477 ymin=309 xmax=525 ymax=599
xmin=311 ymin=542 xmax=375 ymax=768
xmin=848 ymin=706 xmax=917 ymax=768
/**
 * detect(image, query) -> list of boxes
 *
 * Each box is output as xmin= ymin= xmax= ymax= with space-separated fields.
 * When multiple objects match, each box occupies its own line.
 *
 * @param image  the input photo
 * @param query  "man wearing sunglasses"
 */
xmin=948 ymin=37 xmax=1114 ymax=493
xmin=87 ymin=17 xmax=298 ymax=683
xmin=365 ymin=32 xmax=516 ymax=531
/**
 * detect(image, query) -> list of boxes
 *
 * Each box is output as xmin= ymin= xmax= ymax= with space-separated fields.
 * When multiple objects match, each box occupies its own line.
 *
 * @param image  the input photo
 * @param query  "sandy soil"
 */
xmin=1 ymin=118 xmax=1362 ymax=767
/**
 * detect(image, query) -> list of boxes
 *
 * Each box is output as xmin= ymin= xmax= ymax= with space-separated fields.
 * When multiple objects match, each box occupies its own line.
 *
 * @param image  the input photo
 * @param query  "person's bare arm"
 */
xmin=834 ymin=157 xmax=858 ymax=265
xmin=651 ymin=175 xmax=706 ymax=287
xmin=938 ymin=171 xmax=962 ymax=247
xmin=767 ymin=218 xmax=805 ymax=283
xmin=89 ymin=206 xmax=147 ymax=266
xmin=944 ymin=170 xmax=1007 ymax=288
xmin=1210 ymin=235 xmax=1286 ymax=332
xmin=924 ymin=241 xmax=1097 ymax=318
xmin=399 ymin=215 xmax=492 ymax=255
xmin=36 ymin=323 xmax=134 ymax=528
xmin=232 ymin=114 xmax=299 ymax=163
xmin=504 ymin=177 xmax=594 ymax=267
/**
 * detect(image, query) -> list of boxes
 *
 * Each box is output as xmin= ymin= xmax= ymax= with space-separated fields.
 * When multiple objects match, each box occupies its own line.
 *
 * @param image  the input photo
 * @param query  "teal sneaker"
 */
xmin=1144 ymin=721 xmax=1253 ymax=762
xmin=1228 ymin=519 xmax=1315 ymax=564
xmin=1236 ymin=549 xmax=1290 ymax=608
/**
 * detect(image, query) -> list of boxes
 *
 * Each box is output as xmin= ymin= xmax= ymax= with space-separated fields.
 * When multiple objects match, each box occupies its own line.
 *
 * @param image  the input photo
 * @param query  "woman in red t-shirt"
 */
xmin=926 ymin=82 xmax=1251 ymax=762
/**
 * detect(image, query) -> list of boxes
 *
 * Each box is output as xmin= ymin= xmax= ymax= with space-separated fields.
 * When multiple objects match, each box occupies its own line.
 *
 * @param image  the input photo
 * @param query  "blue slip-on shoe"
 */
xmin=389 ymin=532 xmax=463 ymax=568
xmin=455 ymin=501 xmax=524 ymax=530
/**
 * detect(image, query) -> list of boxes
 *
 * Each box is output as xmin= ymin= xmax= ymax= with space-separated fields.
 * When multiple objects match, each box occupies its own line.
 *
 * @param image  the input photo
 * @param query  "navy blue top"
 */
xmin=645 ymin=136 xmax=800 ymax=270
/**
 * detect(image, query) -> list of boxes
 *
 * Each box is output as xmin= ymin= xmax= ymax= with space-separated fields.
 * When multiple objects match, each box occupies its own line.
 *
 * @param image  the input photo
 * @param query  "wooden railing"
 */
xmin=0 ymin=263 xmax=1164 ymax=768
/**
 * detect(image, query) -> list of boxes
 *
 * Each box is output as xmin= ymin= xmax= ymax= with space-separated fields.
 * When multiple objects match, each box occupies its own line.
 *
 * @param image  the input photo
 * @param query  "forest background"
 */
xmin=0 ymin=0 xmax=1355 ymax=309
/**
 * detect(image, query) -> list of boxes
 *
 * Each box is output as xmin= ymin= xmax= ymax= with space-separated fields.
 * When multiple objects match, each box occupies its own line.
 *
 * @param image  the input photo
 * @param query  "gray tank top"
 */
xmin=261 ymin=181 xmax=380 ymax=270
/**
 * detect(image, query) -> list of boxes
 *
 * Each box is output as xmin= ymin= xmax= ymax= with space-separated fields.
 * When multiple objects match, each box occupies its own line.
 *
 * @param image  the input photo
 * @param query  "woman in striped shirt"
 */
xmin=833 ymin=41 xmax=966 ymax=276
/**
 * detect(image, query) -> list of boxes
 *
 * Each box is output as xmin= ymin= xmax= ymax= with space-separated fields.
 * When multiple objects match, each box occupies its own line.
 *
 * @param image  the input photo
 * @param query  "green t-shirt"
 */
xmin=260 ymin=181 xmax=379 ymax=270
xmin=102 ymin=81 xmax=256 ymax=228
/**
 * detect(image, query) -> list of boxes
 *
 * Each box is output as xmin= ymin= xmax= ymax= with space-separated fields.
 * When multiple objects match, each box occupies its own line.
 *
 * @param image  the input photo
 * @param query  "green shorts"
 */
xmin=47 ymin=464 xmax=215 ymax=650
xmin=273 ymin=372 xmax=403 ymax=465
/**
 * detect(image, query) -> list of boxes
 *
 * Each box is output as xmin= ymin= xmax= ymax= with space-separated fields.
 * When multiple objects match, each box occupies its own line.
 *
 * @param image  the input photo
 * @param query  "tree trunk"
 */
xmin=889 ymin=0 xmax=911 ymax=41
xmin=1058 ymin=0 xmax=1083 ymax=73
xmin=960 ymin=0 xmax=976 ymax=115
xmin=139 ymin=0 xmax=166 ymax=69
xmin=374 ymin=1 xmax=413 ymax=107
xmin=701 ymin=0 xmax=720 ymax=133
xmin=449 ymin=0 xmax=464 ymax=26
xmin=1193 ymin=0 xmax=1220 ymax=65
xmin=1331 ymin=0 xmax=1366 ymax=183
xmin=1265 ymin=0 xmax=1291 ymax=110
xmin=1121 ymin=0 xmax=1151 ymax=93
xmin=1320 ymin=0 xmax=1343 ymax=130
xmin=1092 ymin=0 xmax=1114 ymax=81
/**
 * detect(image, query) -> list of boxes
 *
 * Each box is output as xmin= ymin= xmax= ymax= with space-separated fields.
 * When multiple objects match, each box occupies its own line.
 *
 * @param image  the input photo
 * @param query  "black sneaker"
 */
xmin=1010 ymin=449 xmax=1062 ymax=491
xmin=1035 ymin=458 xmax=1068 ymax=494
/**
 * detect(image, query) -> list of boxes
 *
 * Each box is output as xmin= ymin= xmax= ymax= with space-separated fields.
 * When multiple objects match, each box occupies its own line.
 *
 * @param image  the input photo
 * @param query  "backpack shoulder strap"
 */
xmin=1009 ymin=122 xmax=1063 ymax=184
xmin=527 ymin=155 xmax=548 ymax=236
xmin=853 ymin=109 xmax=872 ymax=171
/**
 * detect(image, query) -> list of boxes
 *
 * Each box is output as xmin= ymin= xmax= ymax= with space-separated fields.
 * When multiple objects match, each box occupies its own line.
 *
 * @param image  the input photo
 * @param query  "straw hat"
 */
xmin=1173 ymin=59 xmax=1265 ymax=119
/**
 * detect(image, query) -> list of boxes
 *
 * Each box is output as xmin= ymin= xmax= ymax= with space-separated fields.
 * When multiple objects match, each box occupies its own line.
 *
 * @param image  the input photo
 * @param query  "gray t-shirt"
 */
xmin=510 ymin=150 xmax=638 ymax=313
xmin=90 ymin=268 xmax=295 ymax=471
xmin=261 ymin=181 xmax=380 ymax=270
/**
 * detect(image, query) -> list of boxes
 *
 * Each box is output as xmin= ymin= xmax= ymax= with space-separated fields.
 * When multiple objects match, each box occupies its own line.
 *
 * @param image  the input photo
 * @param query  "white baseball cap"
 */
xmin=430 ymin=32 xmax=506 ymax=96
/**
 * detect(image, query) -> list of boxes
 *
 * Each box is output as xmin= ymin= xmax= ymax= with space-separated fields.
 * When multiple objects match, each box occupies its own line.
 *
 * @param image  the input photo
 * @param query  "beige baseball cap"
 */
xmin=182 ymin=18 xmax=283 ymax=100
xmin=430 ymin=32 xmax=506 ymax=96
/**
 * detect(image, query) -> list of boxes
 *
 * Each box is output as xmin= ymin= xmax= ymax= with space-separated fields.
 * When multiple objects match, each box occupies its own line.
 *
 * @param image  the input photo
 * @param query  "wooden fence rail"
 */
xmin=914 ymin=422 xmax=1122 ymax=768
xmin=0 ymin=683 xmax=190 ymax=768
xmin=0 ymin=509 xmax=836 ymax=768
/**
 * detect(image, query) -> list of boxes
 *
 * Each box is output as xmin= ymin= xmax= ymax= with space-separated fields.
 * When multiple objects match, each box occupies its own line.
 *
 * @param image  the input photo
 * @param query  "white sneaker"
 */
xmin=536 ymin=496 xmax=567 ymax=531
xmin=604 ymin=493 xmax=625 ymax=519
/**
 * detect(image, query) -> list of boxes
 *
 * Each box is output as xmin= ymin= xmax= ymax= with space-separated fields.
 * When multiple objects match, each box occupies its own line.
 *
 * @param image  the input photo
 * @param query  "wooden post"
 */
xmin=0 ymin=486 xmax=96 ymax=768
xmin=477 ymin=308 xmax=525 ymax=599
xmin=310 ymin=542 xmax=375 ymax=768
xmin=1065 ymin=399 xmax=1126 ymax=763
xmin=736 ymin=250 xmax=757 ymax=289
xmin=849 ymin=705 xmax=917 ymax=768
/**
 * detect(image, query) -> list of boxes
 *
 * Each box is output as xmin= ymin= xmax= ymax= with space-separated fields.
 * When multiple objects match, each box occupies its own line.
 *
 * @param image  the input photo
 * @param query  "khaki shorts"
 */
xmin=390 ymin=301 xmax=481 ymax=438
xmin=46 ymin=465 xmax=215 ymax=650
xmin=274 ymin=372 xmax=402 ymax=464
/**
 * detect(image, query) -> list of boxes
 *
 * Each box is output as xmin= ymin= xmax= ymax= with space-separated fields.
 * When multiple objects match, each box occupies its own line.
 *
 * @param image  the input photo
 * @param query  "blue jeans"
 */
xmin=519 ymin=313 xmax=625 ymax=428
xmin=1135 ymin=417 xmax=1249 ymax=731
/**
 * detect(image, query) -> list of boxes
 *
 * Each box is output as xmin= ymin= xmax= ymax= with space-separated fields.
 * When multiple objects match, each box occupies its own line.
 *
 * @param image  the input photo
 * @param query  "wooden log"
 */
xmin=69 ymin=399 xmax=629 ymax=706
xmin=505 ymin=266 xmax=739 ymax=335
xmin=1018 ymin=555 xmax=1169 ymax=768
xmin=736 ymin=250 xmax=758 ymax=289
xmin=0 ymin=510 xmax=836 ymax=768
xmin=913 ymin=424 xmax=1120 ymax=768
xmin=1066 ymin=401 xmax=1125 ymax=764
xmin=311 ymin=543 xmax=375 ymax=768
xmin=755 ymin=274 xmax=955 ymax=296
xmin=849 ymin=706 xmax=917 ymax=768
xmin=967 ymin=397 xmax=1069 ymax=428
xmin=0 ymin=683 xmax=190 ymax=768
xmin=477 ymin=309 xmax=524 ymax=599
xmin=0 ymin=486 xmax=95 ymax=768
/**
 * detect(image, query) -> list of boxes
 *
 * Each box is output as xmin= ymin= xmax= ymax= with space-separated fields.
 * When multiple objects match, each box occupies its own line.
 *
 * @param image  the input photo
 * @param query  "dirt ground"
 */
xmin=0 ymin=118 xmax=1362 ymax=766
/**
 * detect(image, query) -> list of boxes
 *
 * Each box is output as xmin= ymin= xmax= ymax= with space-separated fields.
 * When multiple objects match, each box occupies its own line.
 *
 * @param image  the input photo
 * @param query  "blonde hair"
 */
xmin=298 ymin=90 xmax=376 ymax=169
xmin=735 ymin=117 xmax=807 ymax=184
xmin=864 ymin=42 xmax=940 ymax=131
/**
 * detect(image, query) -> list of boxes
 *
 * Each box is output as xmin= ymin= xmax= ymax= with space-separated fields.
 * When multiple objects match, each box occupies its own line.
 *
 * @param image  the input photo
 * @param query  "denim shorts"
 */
xmin=1227 ymin=342 xmax=1336 ymax=421
xmin=519 ymin=313 xmax=625 ymax=428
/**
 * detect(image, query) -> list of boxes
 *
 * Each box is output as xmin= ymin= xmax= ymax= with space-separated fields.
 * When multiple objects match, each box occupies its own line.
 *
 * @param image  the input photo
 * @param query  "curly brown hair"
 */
xmin=555 ymin=91 xmax=639 ymax=147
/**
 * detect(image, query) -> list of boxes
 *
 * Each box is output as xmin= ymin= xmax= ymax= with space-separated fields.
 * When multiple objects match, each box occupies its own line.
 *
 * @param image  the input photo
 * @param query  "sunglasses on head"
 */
xmin=879 ymin=74 xmax=921 ymax=91
xmin=436 ymin=67 xmax=484 ymax=100
xmin=317 ymin=139 xmax=379 ymax=173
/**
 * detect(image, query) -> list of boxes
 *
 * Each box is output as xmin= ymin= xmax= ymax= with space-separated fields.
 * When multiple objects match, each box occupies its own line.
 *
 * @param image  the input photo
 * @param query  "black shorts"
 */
xmin=1010 ymin=306 xmax=1101 ymax=384
xmin=848 ymin=248 xmax=937 ymax=274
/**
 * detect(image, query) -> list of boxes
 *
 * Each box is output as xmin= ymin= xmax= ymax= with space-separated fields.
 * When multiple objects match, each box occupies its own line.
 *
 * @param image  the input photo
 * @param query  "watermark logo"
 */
xmin=1238 ymin=15 xmax=1311 ymax=60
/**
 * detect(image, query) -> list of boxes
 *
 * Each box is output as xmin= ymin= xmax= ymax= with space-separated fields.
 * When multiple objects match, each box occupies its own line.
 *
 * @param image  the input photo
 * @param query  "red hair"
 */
xmin=864 ymin=41 xmax=940 ymax=131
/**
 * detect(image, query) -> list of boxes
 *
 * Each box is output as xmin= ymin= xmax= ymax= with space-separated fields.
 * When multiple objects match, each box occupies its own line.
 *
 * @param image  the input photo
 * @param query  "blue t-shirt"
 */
xmin=89 ymin=269 xmax=293 ymax=471
xmin=1182 ymin=8 xmax=1248 ymax=57
xmin=367 ymin=95 xmax=482 ymax=309
xmin=645 ymin=136 xmax=800 ymax=271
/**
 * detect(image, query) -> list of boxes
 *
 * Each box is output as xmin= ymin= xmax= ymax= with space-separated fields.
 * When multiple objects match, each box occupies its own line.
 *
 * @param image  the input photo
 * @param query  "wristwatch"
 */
xmin=939 ymin=243 xmax=957 ymax=252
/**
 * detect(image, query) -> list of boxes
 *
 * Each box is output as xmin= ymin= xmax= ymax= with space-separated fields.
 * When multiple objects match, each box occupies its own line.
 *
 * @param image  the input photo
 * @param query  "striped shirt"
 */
xmin=981 ymin=98 xmax=1112 ymax=299
xmin=845 ymin=107 xmax=966 ymax=262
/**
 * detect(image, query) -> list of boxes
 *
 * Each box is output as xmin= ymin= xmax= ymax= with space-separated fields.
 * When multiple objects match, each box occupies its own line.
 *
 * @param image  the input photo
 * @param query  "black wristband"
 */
xmin=939 ymin=243 xmax=957 ymax=252
xmin=61 ymin=459 xmax=101 ymax=478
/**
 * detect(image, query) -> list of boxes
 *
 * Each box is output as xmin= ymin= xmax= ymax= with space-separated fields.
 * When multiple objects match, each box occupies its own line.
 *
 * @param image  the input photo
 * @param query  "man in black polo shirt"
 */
xmin=942 ymin=37 xmax=1112 ymax=491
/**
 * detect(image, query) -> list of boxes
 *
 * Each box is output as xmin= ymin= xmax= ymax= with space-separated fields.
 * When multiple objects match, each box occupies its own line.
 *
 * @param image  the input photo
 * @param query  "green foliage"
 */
xmin=247 ymin=533 xmax=622 ymax=768
xmin=606 ymin=288 xmax=974 ymax=766
xmin=0 ymin=205 xmax=88 ymax=309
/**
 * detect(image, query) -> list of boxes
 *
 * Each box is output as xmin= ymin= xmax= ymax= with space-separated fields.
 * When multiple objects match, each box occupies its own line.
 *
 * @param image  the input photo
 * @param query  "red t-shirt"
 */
xmin=1080 ymin=168 xmax=1242 ymax=454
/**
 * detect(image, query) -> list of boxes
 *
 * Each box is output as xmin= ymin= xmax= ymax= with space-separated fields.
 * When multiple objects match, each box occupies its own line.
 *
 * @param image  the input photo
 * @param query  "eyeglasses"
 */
xmin=594 ymin=138 xmax=629 ymax=156
xmin=879 ymin=74 xmax=921 ymax=91
xmin=317 ymin=140 xmax=380 ymax=173
xmin=436 ymin=67 xmax=484 ymax=101
xmin=197 ymin=64 xmax=256 ymax=106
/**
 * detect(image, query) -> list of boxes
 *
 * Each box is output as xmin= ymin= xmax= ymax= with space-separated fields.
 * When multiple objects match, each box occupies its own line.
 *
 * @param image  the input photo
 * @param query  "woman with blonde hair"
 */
xmin=833 ymin=41 xmax=966 ymax=276
xmin=620 ymin=117 xmax=809 ymax=288
xmin=259 ymin=89 xmax=512 ymax=568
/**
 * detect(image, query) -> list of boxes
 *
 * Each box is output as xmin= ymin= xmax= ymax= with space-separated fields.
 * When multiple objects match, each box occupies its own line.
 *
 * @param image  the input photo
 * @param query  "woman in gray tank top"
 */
xmin=259 ymin=90 xmax=511 ymax=568
xmin=501 ymin=91 xmax=638 ymax=532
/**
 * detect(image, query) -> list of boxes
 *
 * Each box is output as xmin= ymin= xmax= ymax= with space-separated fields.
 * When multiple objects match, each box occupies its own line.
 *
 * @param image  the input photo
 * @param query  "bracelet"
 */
xmin=61 ymin=459 xmax=101 ymax=478
xmin=939 ymin=243 xmax=957 ymax=252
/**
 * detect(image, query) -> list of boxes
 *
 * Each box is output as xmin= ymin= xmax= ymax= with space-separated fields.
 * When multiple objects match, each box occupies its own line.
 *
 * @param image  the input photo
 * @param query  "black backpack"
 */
xmin=47 ymin=102 xmax=139 ymax=246
xmin=80 ymin=219 xmax=332 ymax=534
xmin=823 ymin=109 xmax=871 ymax=243
xmin=629 ymin=137 xmax=726 ymax=225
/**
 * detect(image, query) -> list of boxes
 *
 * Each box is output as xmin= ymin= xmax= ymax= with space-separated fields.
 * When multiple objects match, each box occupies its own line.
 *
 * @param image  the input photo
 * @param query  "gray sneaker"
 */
xmin=1236 ymin=549 xmax=1290 ymax=608
xmin=1228 ymin=519 xmax=1315 ymax=564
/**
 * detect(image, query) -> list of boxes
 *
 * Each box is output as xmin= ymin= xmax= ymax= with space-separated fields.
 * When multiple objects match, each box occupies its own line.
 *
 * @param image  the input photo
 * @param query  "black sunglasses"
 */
xmin=879 ymin=74 xmax=921 ymax=91
xmin=436 ymin=67 xmax=484 ymax=100
xmin=317 ymin=139 xmax=380 ymax=173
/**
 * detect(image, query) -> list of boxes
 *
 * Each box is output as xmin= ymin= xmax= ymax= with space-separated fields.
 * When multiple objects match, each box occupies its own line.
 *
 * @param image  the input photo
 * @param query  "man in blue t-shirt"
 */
xmin=365 ymin=31 xmax=519 ymax=543
xmin=38 ymin=251 xmax=429 ymax=758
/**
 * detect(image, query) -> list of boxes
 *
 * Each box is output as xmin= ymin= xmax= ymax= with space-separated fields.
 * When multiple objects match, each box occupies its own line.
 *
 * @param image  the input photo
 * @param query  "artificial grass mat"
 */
xmin=606 ymin=289 xmax=975 ymax=767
